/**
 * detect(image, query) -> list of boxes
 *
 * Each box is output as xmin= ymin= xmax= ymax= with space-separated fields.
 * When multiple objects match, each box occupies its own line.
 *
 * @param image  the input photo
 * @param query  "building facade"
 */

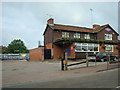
xmin=43 ymin=18 xmax=119 ymax=59
xmin=0 ymin=46 xmax=7 ymax=53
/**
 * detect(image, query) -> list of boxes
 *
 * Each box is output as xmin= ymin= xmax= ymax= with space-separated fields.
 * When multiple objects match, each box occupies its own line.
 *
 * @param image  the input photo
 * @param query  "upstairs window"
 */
xmin=105 ymin=34 xmax=112 ymax=40
xmin=62 ymin=32 xmax=69 ymax=37
xmin=84 ymin=34 xmax=90 ymax=39
xmin=74 ymin=33 xmax=80 ymax=38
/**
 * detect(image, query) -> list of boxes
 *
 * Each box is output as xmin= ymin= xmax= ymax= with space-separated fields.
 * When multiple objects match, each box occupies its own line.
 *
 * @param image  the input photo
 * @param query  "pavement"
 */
xmin=2 ymin=59 xmax=120 ymax=88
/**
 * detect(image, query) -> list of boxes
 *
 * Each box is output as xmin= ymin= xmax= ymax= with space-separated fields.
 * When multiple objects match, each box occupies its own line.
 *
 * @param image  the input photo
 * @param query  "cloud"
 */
xmin=2 ymin=2 xmax=118 ymax=49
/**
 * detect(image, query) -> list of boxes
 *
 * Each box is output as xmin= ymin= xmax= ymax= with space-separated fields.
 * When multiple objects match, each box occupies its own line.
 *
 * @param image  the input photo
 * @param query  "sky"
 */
xmin=1 ymin=1 xmax=119 ymax=49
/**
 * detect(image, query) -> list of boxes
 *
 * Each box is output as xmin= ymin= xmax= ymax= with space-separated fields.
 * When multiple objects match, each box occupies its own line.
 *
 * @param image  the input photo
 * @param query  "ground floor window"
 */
xmin=105 ymin=44 xmax=113 ymax=52
xmin=75 ymin=43 xmax=99 ymax=52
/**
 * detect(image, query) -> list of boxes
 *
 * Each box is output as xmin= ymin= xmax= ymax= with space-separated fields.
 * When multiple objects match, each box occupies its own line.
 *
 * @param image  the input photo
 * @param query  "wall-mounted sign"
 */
xmin=42 ymin=49 xmax=44 ymax=52
xmin=105 ymin=28 xmax=112 ymax=32
xmin=67 ymin=48 xmax=70 ymax=56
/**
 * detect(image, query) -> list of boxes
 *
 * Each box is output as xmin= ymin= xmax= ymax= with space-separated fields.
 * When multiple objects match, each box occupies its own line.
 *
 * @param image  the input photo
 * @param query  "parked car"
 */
xmin=88 ymin=54 xmax=96 ymax=60
xmin=0 ymin=55 xmax=2 ymax=60
xmin=96 ymin=52 xmax=117 ymax=62
xmin=19 ymin=56 xmax=24 ymax=60
xmin=2 ymin=55 xmax=8 ymax=60
xmin=25 ymin=55 xmax=30 ymax=61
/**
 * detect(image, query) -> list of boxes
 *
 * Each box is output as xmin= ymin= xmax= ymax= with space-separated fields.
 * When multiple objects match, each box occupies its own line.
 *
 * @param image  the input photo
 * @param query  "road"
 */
xmin=6 ymin=68 xmax=119 ymax=88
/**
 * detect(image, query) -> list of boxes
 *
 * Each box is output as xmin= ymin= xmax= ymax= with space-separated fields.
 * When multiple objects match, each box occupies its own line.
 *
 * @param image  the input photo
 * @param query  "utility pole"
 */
xmin=38 ymin=41 xmax=41 ymax=47
xmin=90 ymin=8 xmax=93 ymax=27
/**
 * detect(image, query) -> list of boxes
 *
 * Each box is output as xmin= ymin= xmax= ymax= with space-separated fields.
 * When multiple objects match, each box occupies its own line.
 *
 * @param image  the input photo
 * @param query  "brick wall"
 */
xmin=53 ymin=30 xmax=62 ymax=41
xmin=44 ymin=26 xmax=53 ymax=45
xmin=29 ymin=47 xmax=44 ymax=61
xmin=45 ymin=43 xmax=52 ymax=49
xmin=53 ymin=45 xmax=63 ymax=59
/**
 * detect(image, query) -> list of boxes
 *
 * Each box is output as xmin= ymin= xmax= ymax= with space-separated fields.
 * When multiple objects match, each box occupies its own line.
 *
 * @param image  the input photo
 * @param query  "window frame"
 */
xmin=84 ymin=34 xmax=90 ymax=39
xmin=62 ymin=32 xmax=69 ymax=38
xmin=105 ymin=44 xmax=113 ymax=52
xmin=74 ymin=33 xmax=80 ymax=38
xmin=105 ymin=34 xmax=112 ymax=40
xmin=75 ymin=43 xmax=99 ymax=52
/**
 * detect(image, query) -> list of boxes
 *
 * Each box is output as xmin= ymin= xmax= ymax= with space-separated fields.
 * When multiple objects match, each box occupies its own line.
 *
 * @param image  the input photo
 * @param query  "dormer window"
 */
xmin=74 ymin=33 xmax=80 ymax=38
xmin=105 ymin=34 xmax=112 ymax=40
xmin=84 ymin=34 xmax=90 ymax=39
xmin=62 ymin=32 xmax=69 ymax=37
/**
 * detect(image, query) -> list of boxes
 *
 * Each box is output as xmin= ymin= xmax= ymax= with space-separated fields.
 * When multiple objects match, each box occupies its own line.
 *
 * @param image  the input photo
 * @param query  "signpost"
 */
xmin=61 ymin=58 xmax=64 ymax=71
xmin=61 ymin=41 xmax=68 ymax=71
xmin=61 ymin=51 xmax=68 ymax=71
xmin=94 ymin=52 xmax=97 ymax=66
xmin=64 ymin=52 xmax=68 ymax=70
xmin=107 ymin=52 xmax=110 ymax=70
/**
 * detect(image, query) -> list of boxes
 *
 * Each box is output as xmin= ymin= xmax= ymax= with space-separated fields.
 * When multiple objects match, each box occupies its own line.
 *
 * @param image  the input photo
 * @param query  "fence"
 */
xmin=61 ymin=52 xmax=107 ymax=70
xmin=0 ymin=53 xmax=29 ymax=60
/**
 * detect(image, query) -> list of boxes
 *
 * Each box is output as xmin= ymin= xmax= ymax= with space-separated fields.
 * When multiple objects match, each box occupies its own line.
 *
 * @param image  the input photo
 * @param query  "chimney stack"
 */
xmin=93 ymin=24 xmax=100 ymax=29
xmin=47 ymin=18 xmax=54 ymax=25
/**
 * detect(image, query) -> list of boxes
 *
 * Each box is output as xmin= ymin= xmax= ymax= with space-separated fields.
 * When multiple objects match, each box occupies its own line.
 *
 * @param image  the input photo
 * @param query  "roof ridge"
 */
xmin=54 ymin=24 xmax=94 ymax=30
xmin=95 ymin=24 xmax=108 ymax=30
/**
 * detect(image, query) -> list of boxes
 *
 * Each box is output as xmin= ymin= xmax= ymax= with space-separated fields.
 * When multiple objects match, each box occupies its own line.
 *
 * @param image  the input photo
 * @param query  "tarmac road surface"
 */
xmin=2 ymin=60 xmax=119 ymax=88
xmin=5 ymin=68 xmax=119 ymax=88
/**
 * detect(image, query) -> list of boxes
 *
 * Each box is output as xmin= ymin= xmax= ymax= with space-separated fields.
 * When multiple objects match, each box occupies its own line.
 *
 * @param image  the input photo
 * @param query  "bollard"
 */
xmin=63 ymin=60 xmax=68 ymax=70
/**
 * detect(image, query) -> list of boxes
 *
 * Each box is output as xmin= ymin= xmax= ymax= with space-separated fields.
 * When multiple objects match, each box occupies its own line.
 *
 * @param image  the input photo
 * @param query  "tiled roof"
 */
xmin=50 ymin=24 xmax=108 ymax=33
xmin=94 ymin=24 xmax=108 ymax=32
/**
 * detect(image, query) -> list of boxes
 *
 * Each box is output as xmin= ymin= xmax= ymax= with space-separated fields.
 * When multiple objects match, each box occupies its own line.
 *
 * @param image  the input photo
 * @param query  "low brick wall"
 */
xmin=29 ymin=47 xmax=44 ymax=61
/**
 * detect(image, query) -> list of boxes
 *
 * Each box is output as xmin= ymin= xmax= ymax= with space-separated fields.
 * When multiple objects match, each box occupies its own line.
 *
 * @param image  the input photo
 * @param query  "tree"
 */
xmin=7 ymin=39 xmax=28 ymax=53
